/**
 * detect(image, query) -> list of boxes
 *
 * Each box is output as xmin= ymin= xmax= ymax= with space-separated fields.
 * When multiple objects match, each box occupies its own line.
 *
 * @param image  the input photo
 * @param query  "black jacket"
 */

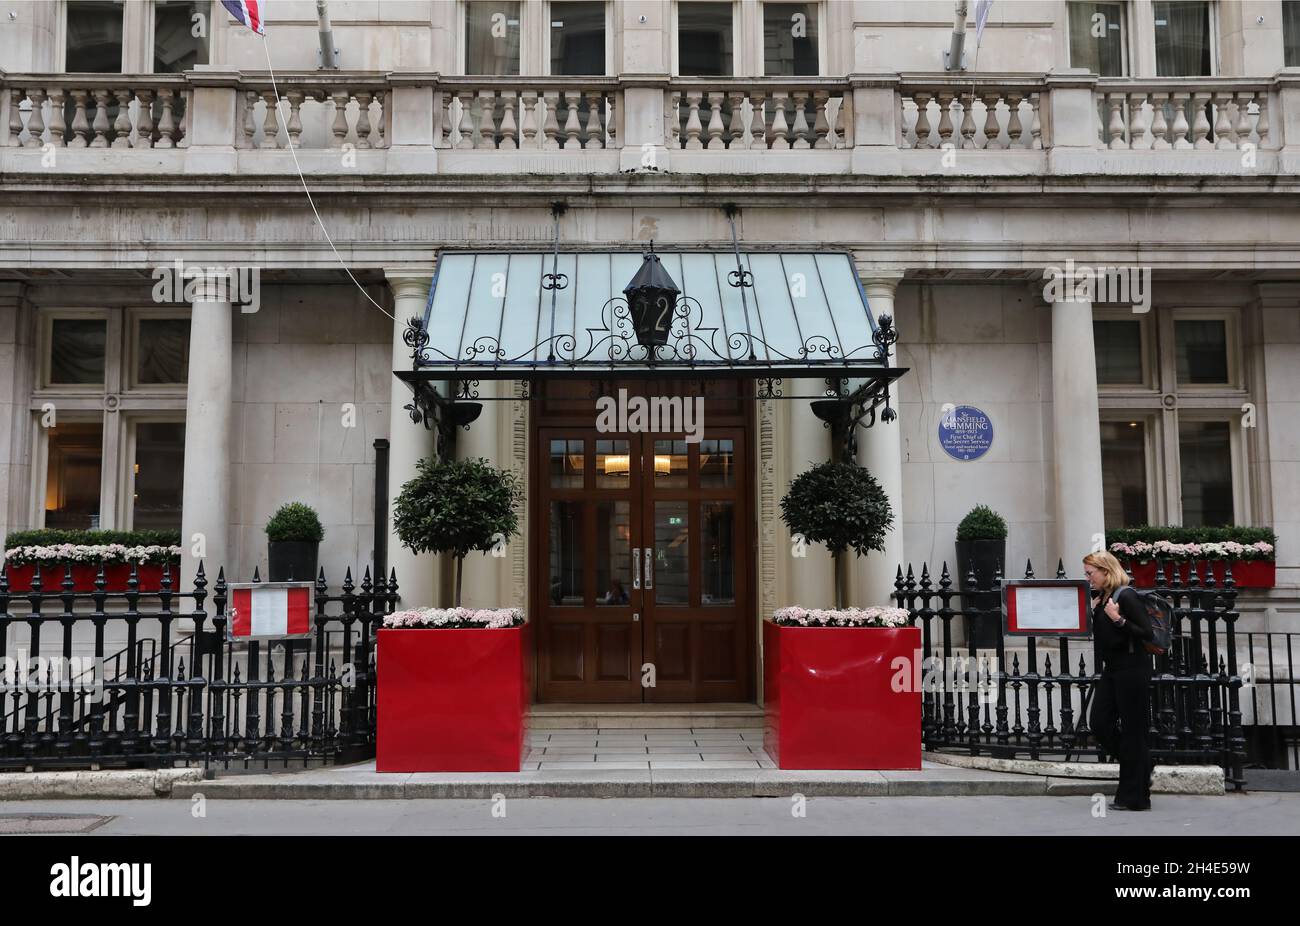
xmin=1092 ymin=585 xmax=1154 ymax=669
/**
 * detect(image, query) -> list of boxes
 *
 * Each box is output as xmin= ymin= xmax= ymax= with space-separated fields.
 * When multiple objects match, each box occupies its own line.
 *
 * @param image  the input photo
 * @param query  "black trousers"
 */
xmin=1091 ymin=662 xmax=1153 ymax=808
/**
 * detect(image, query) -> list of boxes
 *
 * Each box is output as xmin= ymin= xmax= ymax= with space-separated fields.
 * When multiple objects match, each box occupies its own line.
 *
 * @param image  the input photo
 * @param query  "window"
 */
xmin=1286 ymin=1 xmax=1300 ymax=67
xmin=33 ymin=308 xmax=189 ymax=530
xmin=153 ymin=0 xmax=210 ymax=73
xmin=1095 ymin=306 xmax=1249 ymax=529
xmin=551 ymin=1 xmax=606 ymax=75
xmin=1153 ymin=1 xmax=1212 ymax=76
xmin=763 ymin=2 xmax=818 ymax=76
xmin=48 ymin=317 xmax=107 ymax=386
xmin=1068 ymin=2 xmax=1127 ymax=76
xmin=66 ymin=0 xmax=125 ymax=73
xmin=678 ymin=2 xmax=733 ymax=76
xmin=1100 ymin=420 xmax=1150 ymax=528
xmin=131 ymin=421 xmax=186 ymax=530
xmin=44 ymin=421 xmax=105 ymax=529
xmin=1178 ymin=419 xmax=1233 ymax=526
xmin=465 ymin=0 xmax=521 ymax=75
xmin=1094 ymin=318 xmax=1144 ymax=385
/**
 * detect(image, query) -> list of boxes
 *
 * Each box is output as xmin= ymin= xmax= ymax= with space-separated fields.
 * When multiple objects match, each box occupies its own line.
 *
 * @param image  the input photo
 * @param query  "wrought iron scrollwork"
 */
xmin=756 ymin=378 xmax=784 ymax=399
xmin=541 ymin=271 xmax=569 ymax=291
xmin=403 ymin=316 xmax=429 ymax=365
xmin=872 ymin=313 xmax=899 ymax=361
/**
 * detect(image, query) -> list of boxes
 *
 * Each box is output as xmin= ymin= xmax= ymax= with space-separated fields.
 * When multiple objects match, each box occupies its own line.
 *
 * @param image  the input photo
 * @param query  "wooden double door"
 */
xmin=535 ymin=415 xmax=751 ymax=702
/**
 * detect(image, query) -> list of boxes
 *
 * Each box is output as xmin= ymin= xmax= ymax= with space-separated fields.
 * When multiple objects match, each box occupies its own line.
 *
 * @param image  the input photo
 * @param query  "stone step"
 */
xmin=530 ymin=702 xmax=764 ymax=730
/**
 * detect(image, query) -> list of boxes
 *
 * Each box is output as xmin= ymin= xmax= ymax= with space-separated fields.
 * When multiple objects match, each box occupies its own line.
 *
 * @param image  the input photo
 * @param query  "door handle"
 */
xmin=632 ymin=547 xmax=641 ymax=590
xmin=644 ymin=546 xmax=654 ymax=589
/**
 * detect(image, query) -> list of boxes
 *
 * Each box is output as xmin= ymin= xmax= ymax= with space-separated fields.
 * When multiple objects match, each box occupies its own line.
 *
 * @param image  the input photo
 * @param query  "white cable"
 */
xmin=260 ymin=35 xmax=395 ymax=321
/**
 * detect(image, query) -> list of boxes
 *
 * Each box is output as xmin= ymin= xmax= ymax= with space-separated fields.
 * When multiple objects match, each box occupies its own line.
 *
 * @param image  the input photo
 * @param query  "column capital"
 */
xmin=856 ymin=269 xmax=906 ymax=300
xmin=385 ymin=270 xmax=435 ymax=302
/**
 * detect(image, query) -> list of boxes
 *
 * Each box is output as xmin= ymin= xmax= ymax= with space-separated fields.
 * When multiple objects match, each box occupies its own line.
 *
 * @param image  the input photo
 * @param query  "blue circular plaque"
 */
xmin=938 ymin=405 xmax=994 ymax=461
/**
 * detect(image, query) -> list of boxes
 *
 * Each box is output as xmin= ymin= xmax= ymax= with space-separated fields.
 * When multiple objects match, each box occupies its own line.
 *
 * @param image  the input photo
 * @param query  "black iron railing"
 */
xmin=894 ymin=557 xmax=1249 ymax=790
xmin=0 ymin=561 xmax=396 ymax=771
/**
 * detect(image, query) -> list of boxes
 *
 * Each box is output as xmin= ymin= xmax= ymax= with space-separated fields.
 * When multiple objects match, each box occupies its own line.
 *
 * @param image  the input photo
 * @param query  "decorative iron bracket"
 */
xmin=810 ymin=315 xmax=900 ymax=463
xmin=402 ymin=316 xmax=483 ymax=460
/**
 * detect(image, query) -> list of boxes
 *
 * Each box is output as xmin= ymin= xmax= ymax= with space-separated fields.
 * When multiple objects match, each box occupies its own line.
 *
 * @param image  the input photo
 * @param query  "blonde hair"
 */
xmin=1082 ymin=550 xmax=1130 ymax=599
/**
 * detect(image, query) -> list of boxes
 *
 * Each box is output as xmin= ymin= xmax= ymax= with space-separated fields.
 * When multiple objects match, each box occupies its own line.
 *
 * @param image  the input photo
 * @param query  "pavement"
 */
xmin=0 ymin=726 xmax=1227 ymax=799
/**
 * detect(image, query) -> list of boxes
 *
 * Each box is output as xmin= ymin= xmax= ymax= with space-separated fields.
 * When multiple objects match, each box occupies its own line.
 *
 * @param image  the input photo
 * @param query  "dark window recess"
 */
xmin=66 ymin=0 xmax=125 ymax=73
xmin=679 ymin=2 xmax=734 ymax=76
xmin=551 ymin=1 xmax=606 ymax=75
xmin=154 ymin=0 xmax=210 ymax=73
xmin=133 ymin=422 xmax=186 ymax=530
xmin=764 ymin=2 xmax=818 ymax=76
xmin=50 ymin=318 xmax=107 ymax=385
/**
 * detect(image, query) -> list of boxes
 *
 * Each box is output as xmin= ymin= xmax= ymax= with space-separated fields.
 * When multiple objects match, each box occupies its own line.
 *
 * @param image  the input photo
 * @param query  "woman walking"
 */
xmin=1084 ymin=550 xmax=1155 ymax=811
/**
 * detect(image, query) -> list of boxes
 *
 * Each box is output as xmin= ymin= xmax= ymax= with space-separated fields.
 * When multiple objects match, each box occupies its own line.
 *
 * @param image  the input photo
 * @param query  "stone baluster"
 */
xmin=133 ymin=89 xmax=153 ymax=148
xmin=239 ymin=91 xmax=256 ymax=148
xmin=981 ymin=92 xmax=1003 ymax=148
xmin=1147 ymin=92 xmax=1169 ymax=149
xmin=607 ymin=92 xmax=619 ymax=148
xmin=68 ymin=90 xmax=91 ymax=147
xmin=45 ymin=87 xmax=66 ymax=147
xmin=177 ymin=90 xmax=189 ymax=147
xmin=1005 ymin=92 xmax=1023 ymax=147
xmin=284 ymin=90 xmax=304 ymax=148
xmin=934 ymin=91 xmax=954 ymax=149
xmin=498 ymin=91 xmax=518 ymax=149
xmin=727 ymin=90 xmax=747 ymax=149
xmin=475 ymin=90 xmax=497 ymax=149
xmin=706 ymin=92 xmax=725 ymax=149
xmin=748 ymin=91 xmax=766 ymax=149
xmin=355 ymin=91 xmax=374 ymax=148
xmin=155 ymin=89 xmax=177 ymax=148
xmin=456 ymin=91 xmax=475 ymax=148
xmin=958 ymin=93 xmax=977 ymax=148
xmin=584 ymin=90 xmax=604 ymax=149
xmin=1169 ymin=92 xmax=1191 ymax=149
xmin=542 ymin=90 xmax=561 ymax=149
xmin=436 ymin=90 xmax=452 ymax=148
xmin=770 ymin=92 xmax=791 ymax=149
xmin=90 ymin=90 xmax=111 ymax=147
xmin=1191 ymin=92 xmax=1212 ymax=148
xmin=259 ymin=90 xmax=280 ymax=148
xmin=683 ymin=91 xmax=703 ymax=149
xmin=1212 ymin=91 xmax=1233 ymax=149
xmin=812 ymin=90 xmax=831 ymax=148
xmin=790 ymin=91 xmax=811 ymax=149
xmin=909 ymin=92 xmax=931 ymax=148
xmin=112 ymin=89 xmax=132 ymax=148
xmin=1029 ymin=93 xmax=1042 ymax=149
xmin=7 ymin=89 xmax=23 ymax=146
xmin=562 ymin=91 xmax=582 ymax=149
xmin=1255 ymin=93 xmax=1270 ymax=147
xmin=1106 ymin=92 xmax=1126 ymax=149
xmin=372 ymin=91 xmax=387 ymax=148
xmin=1126 ymin=92 xmax=1146 ymax=149
xmin=1234 ymin=92 xmax=1253 ymax=147
xmin=23 ymin=88 xmax=46 ymax=147
xmin=667 ymin=91 xmax=681 ymax=148
xmin=520 ymin=91 xmax=539 ymax=148
xmin=834 ymin=93 xmax=848 ymax=147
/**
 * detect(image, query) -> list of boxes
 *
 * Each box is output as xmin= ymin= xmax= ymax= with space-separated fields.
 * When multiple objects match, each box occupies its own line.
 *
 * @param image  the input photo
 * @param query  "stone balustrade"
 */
xmin=898 ymin=76 xmax=1044 ymax=150
xmin=3 ymin=69 xmax=1299 ymax=175
xmin=1095 ymin=78 xmax=1272 ymax=151
xmin=6 ymin=75 xmax=190 ymax=149
xmin=434 ymin=78 xmax=620 ymax=150
xmin=666 ymin=78 xmax=851 ymax=150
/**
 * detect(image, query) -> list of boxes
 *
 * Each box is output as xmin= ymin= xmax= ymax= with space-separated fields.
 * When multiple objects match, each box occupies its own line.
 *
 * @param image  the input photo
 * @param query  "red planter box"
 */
xmin=1125 ymin=560 xmax=1275 ymax=589
xmin=764 ymin=621 xmax=921 ymax=770
xmin=376 ymin=625 xmax=529 ymax=772
xmin=3 ymin=563 xmax=172 ymax=593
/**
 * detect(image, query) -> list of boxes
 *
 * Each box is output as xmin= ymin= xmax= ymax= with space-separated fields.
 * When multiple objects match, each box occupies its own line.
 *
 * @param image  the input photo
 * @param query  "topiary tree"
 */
xmin=956 ymin=505 xmax=1007 ymax=542
xmin=265 ymin=502 xmax=325 ymax=543
xmin=393 ymin=456 xmax=523 ymax=608
xmin=780 ymin=460 xmax=894 ymax=610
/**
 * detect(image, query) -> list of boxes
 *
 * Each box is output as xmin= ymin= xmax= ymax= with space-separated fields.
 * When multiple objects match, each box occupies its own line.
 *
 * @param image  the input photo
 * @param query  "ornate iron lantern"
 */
xmin=622 ymin=242 xmax=681 ymax=348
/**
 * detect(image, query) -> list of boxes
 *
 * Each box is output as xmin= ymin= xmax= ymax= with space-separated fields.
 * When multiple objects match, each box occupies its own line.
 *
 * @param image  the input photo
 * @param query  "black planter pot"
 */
xmin=268 ymin=541 xmax=319 ymax=583
xmin=954 ymin=539 xmax=1006 ymax=649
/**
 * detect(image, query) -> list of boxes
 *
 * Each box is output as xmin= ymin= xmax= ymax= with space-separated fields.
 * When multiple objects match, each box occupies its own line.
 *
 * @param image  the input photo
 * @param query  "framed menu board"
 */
xmin=1002 ymin=579 xmax=1092 ymax=637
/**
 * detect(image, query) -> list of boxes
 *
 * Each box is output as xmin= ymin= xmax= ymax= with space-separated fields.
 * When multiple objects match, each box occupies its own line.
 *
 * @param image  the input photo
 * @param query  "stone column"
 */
xmin=785 ymin=379 xmax=835 ymax=609
xmin=181 ymin=298 xmax=233 ymax=592
xmin=1051 ymin=297 xmax=1106 ymax=572
xmin=852 ymin=274 xmax=905 ymax=607
xmin=385 ymin=273 xmax=440 ymax=608
xmin=457 ymin=379 xmax=506 ymax=608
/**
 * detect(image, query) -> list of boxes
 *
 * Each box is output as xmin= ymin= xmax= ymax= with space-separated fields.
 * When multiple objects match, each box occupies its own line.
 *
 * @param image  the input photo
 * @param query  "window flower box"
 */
xmin=2 ymin=541 xmax=181 ymax=593
xmin=764 ymin=607 xmax=921 ymax=770
xmin=376 ymin=608 xmax=529 ymax=773
xmin=1109 ymin=537 xmax=1276 ymax=590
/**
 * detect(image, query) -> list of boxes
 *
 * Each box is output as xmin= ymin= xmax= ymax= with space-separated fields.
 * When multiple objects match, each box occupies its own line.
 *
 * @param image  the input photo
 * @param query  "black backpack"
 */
xmin=1111 ymin=587 xmax=1173 ymax=657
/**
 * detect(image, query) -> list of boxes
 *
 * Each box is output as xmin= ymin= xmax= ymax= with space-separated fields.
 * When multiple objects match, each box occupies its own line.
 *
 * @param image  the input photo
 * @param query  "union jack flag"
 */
xmin=220 ymin=0 xmax=265 ymax=35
